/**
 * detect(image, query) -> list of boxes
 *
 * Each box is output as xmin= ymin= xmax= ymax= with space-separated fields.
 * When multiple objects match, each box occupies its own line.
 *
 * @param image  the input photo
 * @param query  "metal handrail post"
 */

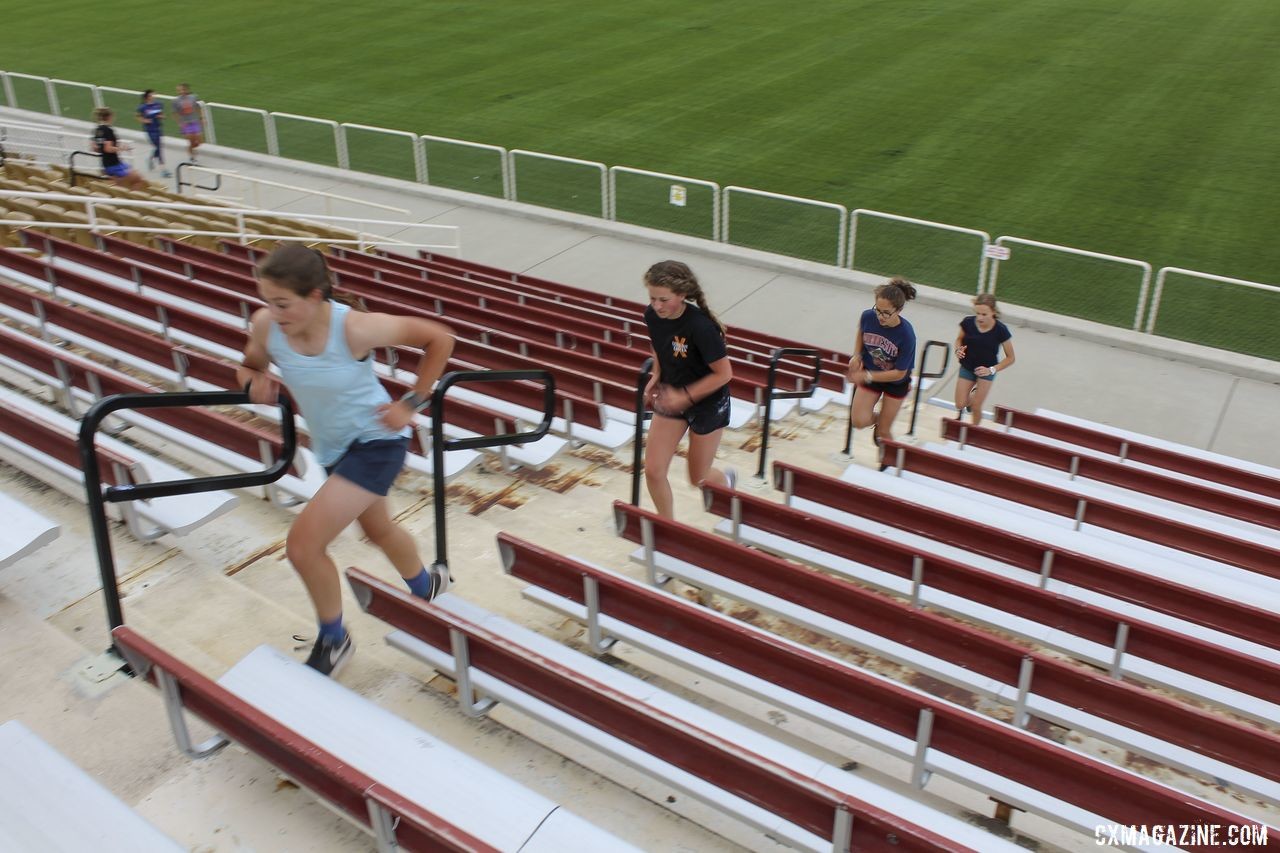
xmin=430 ymin=370 xmax=555 ymax=575
xmin=79 ymin=390 xmax=297 ymax=640
xmin=906 ymin=341 xmax=951 ymax=436
xmin=756 ymin=348 xmax=821 ymax=479
xmin=630 ymin=357 xmax=654 ymax=506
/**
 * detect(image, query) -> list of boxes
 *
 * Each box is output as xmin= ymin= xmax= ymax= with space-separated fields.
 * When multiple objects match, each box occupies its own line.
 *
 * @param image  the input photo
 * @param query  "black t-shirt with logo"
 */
xmin=93 ymin=124 xmax=120 ymax=168
xmin=644 ymin=303 xmax=728 ymax=396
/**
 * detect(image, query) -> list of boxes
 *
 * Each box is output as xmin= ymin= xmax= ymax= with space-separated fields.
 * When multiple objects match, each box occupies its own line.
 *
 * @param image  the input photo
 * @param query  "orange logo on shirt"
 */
xmin=671 ymin=336 xmax=689 ymax=358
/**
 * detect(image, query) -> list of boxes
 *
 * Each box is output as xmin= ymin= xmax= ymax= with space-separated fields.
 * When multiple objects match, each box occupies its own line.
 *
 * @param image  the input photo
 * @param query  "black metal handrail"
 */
xmin=630 ymin=357 xmax=654 ymax=506
xmin=79 ymin=390 xmax=297 ymax=641
xmin=175 ymin=161 xmax=221 ymax=195
xmin=756 ymin=348 xmax=821 ymax=479
xmin=430 ymin=370 xmax=555 ymax=575
xmin=68 ymin=149 xmax=104 ymax=188
xmin=907 ymin=340 xmax=952 ymax=436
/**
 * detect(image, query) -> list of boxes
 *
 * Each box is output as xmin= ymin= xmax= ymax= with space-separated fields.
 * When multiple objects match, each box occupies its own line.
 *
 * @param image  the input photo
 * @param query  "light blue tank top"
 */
xmin=267 ymin=301 xmax=408 ymax=466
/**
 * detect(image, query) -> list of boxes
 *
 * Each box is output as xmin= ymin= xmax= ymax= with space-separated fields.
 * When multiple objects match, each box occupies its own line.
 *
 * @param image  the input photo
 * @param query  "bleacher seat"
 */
xmin=0 ymin=720 xmax=181 ymax=852
xmin=113 ymin=626 xmax=636 ymax=853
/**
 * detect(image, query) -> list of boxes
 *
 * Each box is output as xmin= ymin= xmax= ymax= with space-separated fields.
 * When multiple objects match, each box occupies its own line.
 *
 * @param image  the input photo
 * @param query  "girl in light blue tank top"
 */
xmin=238 ymin=246 xmax=455 ymax=676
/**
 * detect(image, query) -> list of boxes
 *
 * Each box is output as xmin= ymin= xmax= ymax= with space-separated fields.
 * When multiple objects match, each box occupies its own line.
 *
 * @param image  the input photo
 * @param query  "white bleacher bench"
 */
xmin=0 ymin=387 xmax=237 ymax=542
xmin=0 ymin=720 xmax=181 ymax=853
xmin=622 ymin=503 xmax=1280 ymax=807
xmin=1034 ymin=407 xmax=1280 ymax=485
xmin=718 ymin=471 xmax=1280 ymax=730
xmin=113 ymin=626 xmax=631 ymax=853
xmin=494 ymin=532 xmax=1274 ymax=835
xmin=872 ymin=446 xmax=1280 ymax=599
xmin=0 ymin=490 xmax=59 ymax=569
xmin=348 ymin=570 xmax=1018 ymax=853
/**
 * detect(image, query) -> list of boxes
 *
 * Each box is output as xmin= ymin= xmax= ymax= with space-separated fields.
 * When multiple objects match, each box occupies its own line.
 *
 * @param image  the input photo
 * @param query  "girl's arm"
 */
xmin=682 ymin=356 xmax=732 ymax=404
xmin=846 ymin=326 xmax=865 ymax=382
xmin=954 ymin=327 xmax=967 ymax=362
xmin=982 ymin=339 xmax=1016 ymax=377
xmin=237 ymin=309 xmax=280 ymax=403
xmin=350 ymin=312 xmax=455 ymax=429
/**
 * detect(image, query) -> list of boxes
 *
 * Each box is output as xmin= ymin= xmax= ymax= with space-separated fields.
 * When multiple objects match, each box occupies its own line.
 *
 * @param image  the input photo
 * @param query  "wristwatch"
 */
xmin=399 ymin=391 xmax=430 ymax=413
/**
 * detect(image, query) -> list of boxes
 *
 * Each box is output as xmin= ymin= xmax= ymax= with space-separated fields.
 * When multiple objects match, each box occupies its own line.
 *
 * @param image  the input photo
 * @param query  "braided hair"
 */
xmin=644 ymin=260 xmax=725 ymax=334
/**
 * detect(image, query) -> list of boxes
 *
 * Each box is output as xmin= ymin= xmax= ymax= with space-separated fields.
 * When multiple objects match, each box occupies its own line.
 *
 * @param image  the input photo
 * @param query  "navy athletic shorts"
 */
xmin=323 ymin=437 xmax=410 ymax=496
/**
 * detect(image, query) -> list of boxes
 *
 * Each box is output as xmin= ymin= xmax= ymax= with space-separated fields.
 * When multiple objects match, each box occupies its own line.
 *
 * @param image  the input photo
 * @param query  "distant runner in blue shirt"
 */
xmin=135 ymin=89 xmax=171 ymax=178
xmin=954 ymin=294 xmax=1016 ymax=424
xmin=846 ymin=276 xmax=918 ymax=466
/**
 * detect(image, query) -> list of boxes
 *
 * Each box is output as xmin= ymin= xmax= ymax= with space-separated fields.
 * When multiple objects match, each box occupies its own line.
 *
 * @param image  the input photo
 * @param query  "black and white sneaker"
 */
xmin=305 ymin=632 xmax=354 ymax=677
xmin=428 ymin=564 xmax=451 ymax=601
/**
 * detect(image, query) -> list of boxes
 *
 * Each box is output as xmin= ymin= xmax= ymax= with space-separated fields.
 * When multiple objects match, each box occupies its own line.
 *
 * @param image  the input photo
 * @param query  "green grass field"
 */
xmin=4 ymin=1 xmax=1279 ymax=356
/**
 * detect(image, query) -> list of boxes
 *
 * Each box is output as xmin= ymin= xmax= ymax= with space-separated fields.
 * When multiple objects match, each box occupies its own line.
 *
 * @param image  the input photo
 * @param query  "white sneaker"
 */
xmin=429 ymin=563 xmax=451 ymax=599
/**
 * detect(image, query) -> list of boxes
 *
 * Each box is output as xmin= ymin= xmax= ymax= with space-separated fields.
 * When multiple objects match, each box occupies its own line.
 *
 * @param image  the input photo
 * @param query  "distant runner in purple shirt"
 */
xmin=171 ymin=82 xmax=203 ymax=163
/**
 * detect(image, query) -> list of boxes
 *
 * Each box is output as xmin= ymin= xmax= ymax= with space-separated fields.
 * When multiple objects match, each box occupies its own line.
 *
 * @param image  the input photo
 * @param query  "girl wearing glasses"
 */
xmin=847 ymin=277 xmax=918 ymax=462
xmin=954 ymin=294 xmax=1015 ymax=423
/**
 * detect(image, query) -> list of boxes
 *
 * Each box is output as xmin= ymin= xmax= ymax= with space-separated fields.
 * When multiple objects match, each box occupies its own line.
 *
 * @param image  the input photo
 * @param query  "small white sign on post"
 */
xmin=669 ymin=184 xmax=687 ymax=207
xmin=985 ymin=245 xmax=1011 ymax=260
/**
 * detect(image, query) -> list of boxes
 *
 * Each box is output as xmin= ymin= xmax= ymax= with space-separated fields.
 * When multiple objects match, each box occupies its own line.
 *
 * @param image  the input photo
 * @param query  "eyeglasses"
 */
xmin=873 ymin=306 xmax=897 ymax=318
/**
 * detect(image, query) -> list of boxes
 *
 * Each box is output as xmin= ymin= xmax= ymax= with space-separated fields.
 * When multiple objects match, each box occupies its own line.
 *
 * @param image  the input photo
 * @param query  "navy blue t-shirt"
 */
xmin=858 ymin=308 xmax=916 ymax=379
xmin=137 ymin=101 xmax=164 ymax=136
xmin=644 ymin=303 xmax=727 ymax=393
xmin=958 ymin=316 xmax=1011 ymax=370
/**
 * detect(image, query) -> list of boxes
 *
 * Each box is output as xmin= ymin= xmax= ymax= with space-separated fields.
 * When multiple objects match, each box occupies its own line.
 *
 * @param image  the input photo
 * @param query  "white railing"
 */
xmin=0 ymin=190 xmax=461 ymax=255
xmin=509 ymin=149 xmax=608 ymax=218
xmin=609 ymin=166 xmax=720 ymax=241
xmin=989 ymin=237 xmax=1152 ymax=331
xmin=272 ymin=112 xmax=345 ymax=169
xmin=851 ymin=210 xmax=990 ymax=294
xmin=420 ymin=134 xmax=508 ymax=198
xmin=723 ymin=186 xmax=847 ymax=267
xmin=204 ymin=102 xmax=273 ymax=153
xmin=341 ymin=123 xmax=423 ymax=184
xmin=179 ymin=165 xmax=410 ymax=216
xmin=1146 ymin=267 xmax=1280 ymax=334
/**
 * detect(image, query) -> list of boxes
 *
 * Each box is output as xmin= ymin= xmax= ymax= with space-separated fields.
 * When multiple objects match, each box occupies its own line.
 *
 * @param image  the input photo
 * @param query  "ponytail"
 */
xmin=644 ymin=260 xmax=725 ymax=335
xmin=875 ymin=276 xmax=917 ymax=311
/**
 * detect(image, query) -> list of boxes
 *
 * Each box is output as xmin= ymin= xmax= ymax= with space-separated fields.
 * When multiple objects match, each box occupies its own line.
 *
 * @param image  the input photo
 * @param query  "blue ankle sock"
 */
xmin=405 ymin=567 xmax=433 ymax=598
xmin=317 ymin=615 xmax=345 ymax=643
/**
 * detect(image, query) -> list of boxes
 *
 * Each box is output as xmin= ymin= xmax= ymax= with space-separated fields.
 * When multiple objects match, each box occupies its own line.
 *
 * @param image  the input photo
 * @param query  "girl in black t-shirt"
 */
xmin=91 ymin=108 xmax=147 ymax=190
xmin=642 ymin=260 xmax=734 ymax=518
xmin=954 ymin=294 xmax=1016 ymax=424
